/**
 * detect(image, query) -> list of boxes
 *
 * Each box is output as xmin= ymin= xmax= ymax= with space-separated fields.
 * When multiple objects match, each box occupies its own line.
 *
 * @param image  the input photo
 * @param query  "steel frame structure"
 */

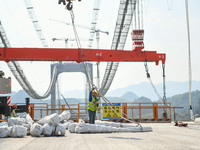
xmin=0 ymin=47 xmax=165 ymax=65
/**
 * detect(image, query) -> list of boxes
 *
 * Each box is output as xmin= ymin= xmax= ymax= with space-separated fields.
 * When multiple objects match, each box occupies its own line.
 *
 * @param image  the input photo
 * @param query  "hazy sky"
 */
xmin=0 ymin=0 xmax=199 ymax=96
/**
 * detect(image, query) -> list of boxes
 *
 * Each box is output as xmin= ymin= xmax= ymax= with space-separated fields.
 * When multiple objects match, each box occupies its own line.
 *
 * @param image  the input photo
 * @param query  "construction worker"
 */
xmin=88 ymin=87 xmax=99 ymax=124
xmin=11 ymin=104 xmax=17 ymax=117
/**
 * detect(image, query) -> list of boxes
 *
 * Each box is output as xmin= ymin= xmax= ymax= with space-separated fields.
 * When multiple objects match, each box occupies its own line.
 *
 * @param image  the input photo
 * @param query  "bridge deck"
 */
xmin=1 ymin=123 xmax=199 ymax=150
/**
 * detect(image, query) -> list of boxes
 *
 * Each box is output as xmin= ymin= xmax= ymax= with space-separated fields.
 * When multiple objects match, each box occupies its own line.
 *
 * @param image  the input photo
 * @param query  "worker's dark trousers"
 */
xmin=88 ymin=110 xmax=96 ymax=124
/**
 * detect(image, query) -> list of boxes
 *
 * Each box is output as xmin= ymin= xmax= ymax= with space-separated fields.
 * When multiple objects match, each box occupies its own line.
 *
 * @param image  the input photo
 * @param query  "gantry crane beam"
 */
xmin=0 ymin=47 xmax=165 ymax=65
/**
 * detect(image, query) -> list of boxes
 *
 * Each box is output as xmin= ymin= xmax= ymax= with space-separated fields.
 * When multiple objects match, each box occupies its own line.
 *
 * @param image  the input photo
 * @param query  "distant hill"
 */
xmin=103 ymin=97 xmax=131 ymax=103
xmin=9 ymin=89 xmax=86 ymax=104
xmin=10 ymin=90 xmax=47 ymax=104
xmin=121 ymin=91 xmax=138 ymax=101
xmin=167 ymin=90 xmax=200 ymax=120
xmin=107 ymin=81 xmax=200 ymax=101
xmin=134 ymin=96 xmax=152 ymax=103
xmin=9 ymin=81 xmax=200 ymax=101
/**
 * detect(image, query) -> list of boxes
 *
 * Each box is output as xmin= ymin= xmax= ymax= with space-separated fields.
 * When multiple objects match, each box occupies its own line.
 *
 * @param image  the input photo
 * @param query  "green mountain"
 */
xmin=167 ymin=90 xmax=200 ymax=121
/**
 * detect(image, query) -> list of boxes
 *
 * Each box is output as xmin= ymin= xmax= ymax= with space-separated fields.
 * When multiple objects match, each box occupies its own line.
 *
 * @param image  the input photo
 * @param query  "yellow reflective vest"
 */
xmin=88 ymin=96 xmax=98 ymax=112
xmin=11 ymin=109 xmax=16 ymax=117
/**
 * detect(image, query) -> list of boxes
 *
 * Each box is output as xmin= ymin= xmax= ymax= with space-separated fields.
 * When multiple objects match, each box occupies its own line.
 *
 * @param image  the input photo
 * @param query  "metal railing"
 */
xmin=24 ymin=102 xmax=171 ymax=122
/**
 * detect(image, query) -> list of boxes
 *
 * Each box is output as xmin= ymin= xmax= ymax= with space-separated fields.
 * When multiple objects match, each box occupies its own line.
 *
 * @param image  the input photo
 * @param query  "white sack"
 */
xmin=55 ymin=124 xmax=66 ymax=136
xmin=65 ymin=120 xmax=74 ymax=123
xmin=42 ymin=123 xmax=53 ymax=136
xmin=63 ymin=122 xmax=72 ymax=129
xmin=8 ymin=117 xmax=26 ymax=126
xmin=30 ymin=123 xmax=43 ymax=137
xmin=38 ymin=116 xmax=51 ymax=125
xmin=0 ymin=122 xmax=8 ymax=127
xmin=68 ymin=123 xmax=78 ymax=133
xmin=25 ymin=114 xmax=34 ymax=124
xmin=59 ymin=111 xmax=71 ymax=121
xmin=8 ymin=126 xmax=13 ymax=136
xmin=0 ymin=126 xmax=10 ymax=138
xmin=11 ymin=125 xmax=27 ymax=138
xmin=51 ymin=125 xmax=56 ymax=136
xmin=38 ymin=113 xmax=60 ymax=126
xmin=195 ymin=118 xmax=200 ymax=124
xmin=48 ymin=113 xmax=61 ymax=125
xmin=22 ymin=124 xmax=31 ymax=135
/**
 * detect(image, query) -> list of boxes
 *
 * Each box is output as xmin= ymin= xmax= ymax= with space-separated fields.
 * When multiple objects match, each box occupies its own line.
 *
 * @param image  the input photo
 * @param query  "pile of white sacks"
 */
xmin=1 ymin=111 xmax=153 ymax=137
xmin=68 ymin=120 xmax=153 ymax=134
xmin=0 ymin=110 xmax=72 ymax=138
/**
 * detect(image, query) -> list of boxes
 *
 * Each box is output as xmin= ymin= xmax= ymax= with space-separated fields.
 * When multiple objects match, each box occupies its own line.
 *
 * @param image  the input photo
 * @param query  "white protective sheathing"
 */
xmin=59 ymin=111 xmax=71 ymax=122
xmin=95 ymin=120 xmax=122 ymax=127
xmin=42 ymin=123 xmax=53 ymax=136
xmin=0 ymin=126 xmax=10 ymax=138
xmin=38 ymin=113 xmax=60 ymax=126
xmin=11 ymin=125 xmax=27 ymax=138
xmin=75 ymin=123 xmax=112 ymax=134
xmin=55 ymin=124 xmax=66 ymax=136
xmin=95 ymin=120 xmax=142 ymax=128
xmin=68 ymin=123 xmax=78 ymax=133
xmin=30 ymin=123 xmax=43 ymax=137
xmin=8 ymin=117 xmax=26 ymax=126
xmin=74 ymin=122 xmax=152 ymax=134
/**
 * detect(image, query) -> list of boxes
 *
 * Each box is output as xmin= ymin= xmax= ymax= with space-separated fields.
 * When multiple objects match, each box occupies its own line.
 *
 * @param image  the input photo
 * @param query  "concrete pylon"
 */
xmin=50 ymin=62 xmax=93 ymax=114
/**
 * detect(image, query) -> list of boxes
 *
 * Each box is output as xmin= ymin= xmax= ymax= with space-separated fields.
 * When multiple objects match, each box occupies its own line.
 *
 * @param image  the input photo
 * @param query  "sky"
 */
xmin=0 ymin=0 xmax=200 ymax=98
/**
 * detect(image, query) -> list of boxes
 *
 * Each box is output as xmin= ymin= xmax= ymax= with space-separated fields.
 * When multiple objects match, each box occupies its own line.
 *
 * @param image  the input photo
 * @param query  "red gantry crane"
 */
xmin=0 ymin=46 xmax=165 ymax=64
xmin=0 ymin=30 xmax=165 ymax=64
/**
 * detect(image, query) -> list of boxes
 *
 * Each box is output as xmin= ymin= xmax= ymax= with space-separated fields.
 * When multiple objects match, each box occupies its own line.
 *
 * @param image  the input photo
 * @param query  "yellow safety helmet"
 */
xmin=92 ymin=90 xmax=98 ymax=96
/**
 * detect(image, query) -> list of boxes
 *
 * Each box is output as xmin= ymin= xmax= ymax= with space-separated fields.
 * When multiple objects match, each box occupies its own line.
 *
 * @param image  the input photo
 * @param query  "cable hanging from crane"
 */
xmin=133 ymin=0 xmax=168 ymax=118
xmin=68 ymin=6 xmax=141 ymax=127
xmin=185 ymin=0 xmax=194 ymax=120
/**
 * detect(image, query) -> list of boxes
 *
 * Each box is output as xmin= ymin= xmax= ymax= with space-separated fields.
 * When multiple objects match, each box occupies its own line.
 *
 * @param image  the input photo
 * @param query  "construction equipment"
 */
xmin=0 ymin=97 xmax=30 ymax=119
xmin=0 ymin=47 xmax=165 ymax=65
xmin=0 ymin=97 xmax=11 ymax=117
xmin=52 ymin=38 xmax=89 ymax=48
xmin=0 ymin=70 xmax=29 ymax=119
xmin=175 ymin=121 xmax=188 ymax=127
xmin=0 ymin=72 xmax=11 ymax=94
xmin=50 ymin=19 xmax=109 ymax=37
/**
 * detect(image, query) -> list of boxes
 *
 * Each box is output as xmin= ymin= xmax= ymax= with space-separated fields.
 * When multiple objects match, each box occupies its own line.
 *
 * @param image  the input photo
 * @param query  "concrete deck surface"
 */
xmin=0 ymin=123 xmax=200 ymax=150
